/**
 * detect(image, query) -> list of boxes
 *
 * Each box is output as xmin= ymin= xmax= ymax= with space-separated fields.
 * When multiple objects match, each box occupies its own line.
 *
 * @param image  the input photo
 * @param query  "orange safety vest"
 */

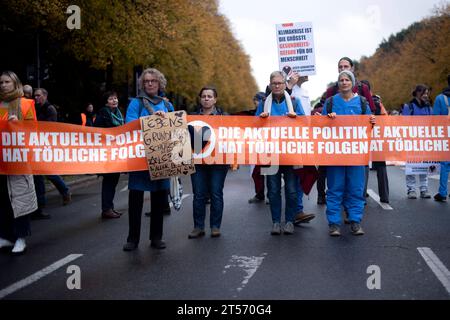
xmin=0 ymin=97 xmax=36 ymax=121
xmin=81 ymin=113 xmax=96 ymax=126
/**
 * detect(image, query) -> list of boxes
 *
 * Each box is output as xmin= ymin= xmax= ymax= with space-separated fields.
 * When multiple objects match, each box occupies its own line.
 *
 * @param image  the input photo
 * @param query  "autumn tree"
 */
xmin=0 ymin=0 xmax=257 ymax=113
xmin=356 ymin=3 xmax=450 ymax=110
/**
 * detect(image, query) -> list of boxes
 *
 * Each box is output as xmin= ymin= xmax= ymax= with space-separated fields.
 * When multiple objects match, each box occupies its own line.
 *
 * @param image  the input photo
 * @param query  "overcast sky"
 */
xmin=219 ymin=0 xmax=446 ymax=100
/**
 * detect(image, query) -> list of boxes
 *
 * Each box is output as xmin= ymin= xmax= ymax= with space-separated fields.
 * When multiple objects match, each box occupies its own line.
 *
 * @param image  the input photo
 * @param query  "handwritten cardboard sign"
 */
xmin=140 ymin=111 xmax=195 ymax=180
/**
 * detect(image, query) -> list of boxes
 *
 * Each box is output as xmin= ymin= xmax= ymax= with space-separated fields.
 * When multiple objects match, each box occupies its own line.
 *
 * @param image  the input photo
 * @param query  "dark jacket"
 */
xmin=94 ymin=106 xmax=124 ymax=128
xmin=36 ymin=101 xmax=57 ymax=121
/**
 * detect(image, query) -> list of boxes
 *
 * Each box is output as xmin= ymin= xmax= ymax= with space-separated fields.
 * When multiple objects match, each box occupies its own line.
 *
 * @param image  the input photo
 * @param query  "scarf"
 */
xmin=138 ymin=92 xmax=164 ymax=106
xmin=263 ymin=90 xmax=294 ymax=115
xmin=105 ymin=106 xmax=124 ymax=127
xmin=0 ymin=88 xmax=23 ymax=120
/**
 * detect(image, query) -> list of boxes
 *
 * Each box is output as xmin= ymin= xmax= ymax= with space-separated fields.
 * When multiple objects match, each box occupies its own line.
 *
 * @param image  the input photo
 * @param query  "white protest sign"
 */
xmin=276 ymin=22 xmax=316 ymax=77
xmin=405 ymin=162 xmax=440 ymax=175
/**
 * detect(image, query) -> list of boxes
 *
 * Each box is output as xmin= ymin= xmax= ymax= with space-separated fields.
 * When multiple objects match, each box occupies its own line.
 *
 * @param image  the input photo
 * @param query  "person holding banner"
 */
xmin=94 ymin=91 xmax=124 ymax=219
xmin=322 ymin=70 xmax=375 ymax=237
xmin=122 ymin=68 xmax=173 ymax=251
xmin=433 ymin=75 xmax=450 ymax=202
xmin=0 ymin=71 xmax=38 ymax=254
xmin=257 ymin=71 xmax=305 ymax=235
xmin=188 ymin=86 xmax=229 ymax=239
xmin=402 ymin=84 xmax=433 ymax=199
xmin=188 ymin=87 xmax=230 ymax=239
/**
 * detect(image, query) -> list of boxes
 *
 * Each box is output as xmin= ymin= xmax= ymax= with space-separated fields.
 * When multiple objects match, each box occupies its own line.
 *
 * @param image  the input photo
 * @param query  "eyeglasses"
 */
xmin=270 ymin=82 xmax=285 ymax=87
xmin=143 ymin=79 xmax=159 ymax=85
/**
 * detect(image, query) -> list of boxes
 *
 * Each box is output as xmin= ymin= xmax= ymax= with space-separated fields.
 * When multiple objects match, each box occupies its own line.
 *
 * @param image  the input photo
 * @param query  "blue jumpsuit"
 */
xmin=322 ymin=94 xmax=371 ymax=225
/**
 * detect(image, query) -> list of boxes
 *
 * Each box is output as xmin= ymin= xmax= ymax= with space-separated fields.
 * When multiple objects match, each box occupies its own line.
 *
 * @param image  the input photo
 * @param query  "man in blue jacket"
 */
xmin=433 ymin=74 xmax=450 ymax=202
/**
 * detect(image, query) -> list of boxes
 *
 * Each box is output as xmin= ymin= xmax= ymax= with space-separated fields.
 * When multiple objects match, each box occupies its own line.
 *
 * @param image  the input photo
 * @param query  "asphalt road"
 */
xmin=1 ymin=165 xmax=449 ymax=301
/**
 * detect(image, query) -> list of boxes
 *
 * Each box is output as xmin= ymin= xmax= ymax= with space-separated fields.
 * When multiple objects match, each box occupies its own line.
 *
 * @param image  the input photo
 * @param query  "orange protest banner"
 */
xmin=1 ymin=115 xmax=449 ymax=175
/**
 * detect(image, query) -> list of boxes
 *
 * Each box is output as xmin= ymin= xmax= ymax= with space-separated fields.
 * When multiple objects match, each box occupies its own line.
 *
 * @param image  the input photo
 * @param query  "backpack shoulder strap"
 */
xmin=359 ymin=96 xmax=368 ymax=114
xmin=443 ymin=95 xmax=449 ymax=110
xmin=326 ymin=96 xmax=333 ymax=114
xmin=409 ymin=103 xmax=414 ymax=115
xmin=357 ymin=83 xmax=365 ymax=96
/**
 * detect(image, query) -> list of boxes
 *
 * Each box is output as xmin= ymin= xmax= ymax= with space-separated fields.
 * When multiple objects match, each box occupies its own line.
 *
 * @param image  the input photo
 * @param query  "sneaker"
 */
xmin=101 ymin=209 xmax=120 ymax=219
xmin=11 ymin=238 xmax=26 ymax=254
xmin=248 ymin=196 xmax=264 ymax=204
xmin=62 ymin=192 xmax=72 ymax=205
xmin=30 ymin=209 xmax=51 ymax=220
xmin=150 ymin=240 xmax=166 ymax=249
xmin=211 ymin=228 xmax=221 ymax=238
xmin=294 ymin=212 xmax=316 ymax=225
xmin=123 ymin=242 xmax=138 ymax=251
xmin=112 ymin=209 xmax=124 ymax=216
xmin=0 ymin=238 xmax=14 ymax=249
xmin=283 ymin=222 xmax=294 ymax=235
xmin=420 ymin=191 xmax=431 ymax=199
xmin=265 ymin=199 xmax=270 ymax=205
xmin=317 ymin=195 xmax=326 ymax=205
xmin=188 ymin=228 xmax=205 ymax=239
xmin=407 ymin=191 xmax=417 ymax=199
xmin=434 ymin=193 xmax=447 ymax=202
xmin=350 ymin=222 xmax=365 ymax=236
xmin=271 ymin=223 xmax=281 ymax=235
xmin=329 ymin=224 xmax=341 ymax=237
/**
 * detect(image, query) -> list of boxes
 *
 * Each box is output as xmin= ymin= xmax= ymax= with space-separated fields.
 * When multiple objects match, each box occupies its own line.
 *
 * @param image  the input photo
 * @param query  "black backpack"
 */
xmin=326 ymin=95 xmax=368 ymax=114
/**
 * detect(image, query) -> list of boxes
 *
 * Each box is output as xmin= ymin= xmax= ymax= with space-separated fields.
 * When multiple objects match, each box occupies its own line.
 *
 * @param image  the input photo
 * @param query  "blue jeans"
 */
xmin=438 ymin=161 xmax=450 ymax=196
xmin=34 ymin=175 xmax=69 ymax=206
xmin=102 ymin=173 xmax=121 ymax=211
xmin=267 ymin=166 xmax=298 ymax=223
xmin=296 ymin=175 xmax=304 ymax=213
xmin=190 ymin=164 xmax=228 ymax=230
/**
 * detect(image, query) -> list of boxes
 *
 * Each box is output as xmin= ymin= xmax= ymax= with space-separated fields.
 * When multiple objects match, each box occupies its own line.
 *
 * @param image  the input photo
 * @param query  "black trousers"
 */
xmin=364 ymin=162 xmax=389 ymax=202
xmin=0 ymin=175 xmax=31 ymax=241
xmin=101 ymin=173 xmax=121 ymax=211
xmin=127 ymin=189 xmax=166 ymax=244
xmin=316 ymin=166 xmax=327 ymax=197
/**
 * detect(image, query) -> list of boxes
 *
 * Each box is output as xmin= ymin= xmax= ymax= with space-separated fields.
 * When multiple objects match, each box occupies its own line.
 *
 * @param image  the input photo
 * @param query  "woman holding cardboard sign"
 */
xmin=122 ymin=68 xmax=174 ymax=251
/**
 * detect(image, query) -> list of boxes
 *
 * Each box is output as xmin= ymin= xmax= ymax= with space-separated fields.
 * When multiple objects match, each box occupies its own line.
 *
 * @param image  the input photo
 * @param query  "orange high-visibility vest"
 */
xmin=81 ymin=113 xmax=96 ymax=126
xmin=0 ymin=97 xmax=36 ymax=121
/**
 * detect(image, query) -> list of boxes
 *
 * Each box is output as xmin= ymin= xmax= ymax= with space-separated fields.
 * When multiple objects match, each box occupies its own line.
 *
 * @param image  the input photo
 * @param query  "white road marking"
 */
xmin=367 ymin=189 xmax=393 ymax=210
xmin=0 ymin=254 xmax=83 ymax=299
xmin=417 ymin=247 xmax=450 ymax=295
xmin=223 ymin=253 xmax=267 ymax=297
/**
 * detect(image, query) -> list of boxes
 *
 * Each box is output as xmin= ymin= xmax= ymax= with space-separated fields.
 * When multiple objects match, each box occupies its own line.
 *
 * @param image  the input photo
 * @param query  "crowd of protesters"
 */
xmin=0 ymin=59 xmax=448 ymax=254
